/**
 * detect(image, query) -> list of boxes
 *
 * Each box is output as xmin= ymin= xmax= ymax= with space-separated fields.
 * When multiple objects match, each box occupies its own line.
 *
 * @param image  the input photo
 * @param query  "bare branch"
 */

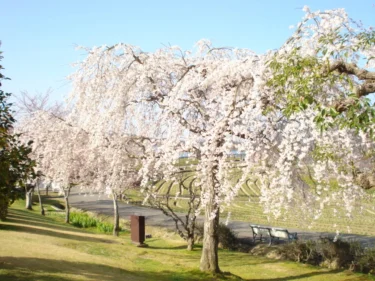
xmin=327 ymin=61 xmax=375 ymax=81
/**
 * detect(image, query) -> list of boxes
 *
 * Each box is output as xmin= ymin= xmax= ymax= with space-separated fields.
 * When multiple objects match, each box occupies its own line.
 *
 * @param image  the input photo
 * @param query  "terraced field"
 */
xmin=133 ymin=158 xmax=375 ymax=236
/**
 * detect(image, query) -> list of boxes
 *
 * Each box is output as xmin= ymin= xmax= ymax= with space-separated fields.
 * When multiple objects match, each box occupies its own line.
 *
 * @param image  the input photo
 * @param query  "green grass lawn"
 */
xmin=0 ymin=200 xmax=374 ymax=281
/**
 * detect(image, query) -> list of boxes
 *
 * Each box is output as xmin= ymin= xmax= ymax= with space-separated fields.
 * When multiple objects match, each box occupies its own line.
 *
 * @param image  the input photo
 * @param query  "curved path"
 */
xmin=68 ymin=190 xmax=375 ymax=247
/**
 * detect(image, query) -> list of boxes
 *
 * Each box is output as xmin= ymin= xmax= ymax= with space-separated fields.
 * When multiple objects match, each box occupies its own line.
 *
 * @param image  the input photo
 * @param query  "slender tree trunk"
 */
xmin=64 ymin=186 xmax=71 ymax=224
xmin=25 ymin=191 xmax=33 ymax=210
xmin=36 ymin=181 xmax=44 ymax=215
xmin=45 ymin=182 xmax=49 ymax=196
xmin=112 ymin=191 xmax=120 ymax=236
xmin=25 ymin=185 xmax=34 ymax=210
xmin=64 ymin=195 xmax=70 ymax=223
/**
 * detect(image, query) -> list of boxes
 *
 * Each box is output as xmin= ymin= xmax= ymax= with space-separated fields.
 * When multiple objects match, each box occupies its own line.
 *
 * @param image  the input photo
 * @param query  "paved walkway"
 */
xmin=68 ymin=191 xmax=375 ymax=247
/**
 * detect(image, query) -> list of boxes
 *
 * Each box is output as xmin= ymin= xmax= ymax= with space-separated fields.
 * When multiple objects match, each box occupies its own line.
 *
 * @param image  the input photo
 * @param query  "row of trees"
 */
xmin=0 ymin=46 xmax=35 ymax=220
xmin=9 ymin=7 xmax=375 ymax=273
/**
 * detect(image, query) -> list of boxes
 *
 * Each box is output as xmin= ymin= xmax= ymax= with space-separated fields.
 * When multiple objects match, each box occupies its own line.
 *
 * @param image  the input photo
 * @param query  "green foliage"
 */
xmin=69 ymin=211 xmax=118 ymax=234
xmin=313 ymin=97 xmax=375 ymax=135
xmin=70 ymin=212 xmax=97 ymax=228
xmin=267 ymin=51 xmax=325 ymax=116
xmin=267 ymin=23 xmax=375 ymax=134
xmin=354 ymin=248 xmax=375 ymax=274
xmin=96 ymin=221 xmax=114 ymax=234
xmin=0 ymin=47 xmax=35 ymax=220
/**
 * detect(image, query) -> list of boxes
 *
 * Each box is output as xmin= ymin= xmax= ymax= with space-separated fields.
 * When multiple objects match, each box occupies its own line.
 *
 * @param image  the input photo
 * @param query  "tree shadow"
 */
xmin=0 ymin=257 xmax=213 ymax=281
xmin=6 ymin=210 xmax=72 ymax=228
xmin=5 ymin=215 xmax=90 ymax=234
xmin=0 ymin=255 xmax=360 ymax=281
xmin=248 ymin=269 xmax=343 ymax=281
xmin=0 ymin=223 xmax=116 ymax=244
xmin=7 ymin=209 xmax=63 ymax=222
xmin=147 ymin=245 xmax=188 ymax=250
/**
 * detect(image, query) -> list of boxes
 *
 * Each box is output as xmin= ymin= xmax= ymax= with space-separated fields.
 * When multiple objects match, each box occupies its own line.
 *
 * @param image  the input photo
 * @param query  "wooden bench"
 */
xmin=250 ymin=225 xmax=298 ymax=245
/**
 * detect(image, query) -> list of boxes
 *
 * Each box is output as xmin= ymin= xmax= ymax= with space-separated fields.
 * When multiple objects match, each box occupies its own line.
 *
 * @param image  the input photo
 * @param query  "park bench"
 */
xmin=250 ymin=224 xmax=272 ymax=242
xmin=250 ymin=225 xmax=298 ymax=246
xmin=269 ymin=227 xmax=298 ymax=245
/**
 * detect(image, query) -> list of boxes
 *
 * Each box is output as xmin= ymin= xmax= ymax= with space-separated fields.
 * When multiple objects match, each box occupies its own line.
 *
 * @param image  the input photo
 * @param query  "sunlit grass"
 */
xmin=1 ymin=201 xmax=374 ymax=281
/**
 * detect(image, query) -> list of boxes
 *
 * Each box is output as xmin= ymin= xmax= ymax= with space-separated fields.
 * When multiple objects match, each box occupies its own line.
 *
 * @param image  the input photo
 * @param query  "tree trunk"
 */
xmin=199 ymin=154 xmax=222 ymax=273
xmin=36 ymin=181 xmax=44 ymax=215
xmin=187 ymin=234 xmax=194 ymax=251
xmin=64 ymin=186 xmax=71 ymax=224
xmin=25 ymin=185 xmax=34 ymax=210
xmin=64 ymin=195 xmax=70 ymax=223
xmin=112 ymin=191 xmax=120 ymax=236
xmin=45 ymin=182 xmax=49 ymax=196
xmin=200 ymin=205 xmax=220 ymax=272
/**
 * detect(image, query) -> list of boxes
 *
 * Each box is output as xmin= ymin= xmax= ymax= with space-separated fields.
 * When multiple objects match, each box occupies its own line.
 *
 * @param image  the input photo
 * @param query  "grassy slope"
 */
xmin=0 ymin=201 xmax=374 ymax=281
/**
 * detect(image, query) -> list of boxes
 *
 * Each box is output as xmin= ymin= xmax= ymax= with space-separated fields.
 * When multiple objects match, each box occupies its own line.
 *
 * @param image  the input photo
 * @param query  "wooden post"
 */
xmin=130 ymin=215 xmax=147 ymax=247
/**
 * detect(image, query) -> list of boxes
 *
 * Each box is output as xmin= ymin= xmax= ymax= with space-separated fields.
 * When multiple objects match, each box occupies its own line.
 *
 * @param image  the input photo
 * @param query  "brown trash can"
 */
xmin=130 ymin=215 xmax=147 ymax=247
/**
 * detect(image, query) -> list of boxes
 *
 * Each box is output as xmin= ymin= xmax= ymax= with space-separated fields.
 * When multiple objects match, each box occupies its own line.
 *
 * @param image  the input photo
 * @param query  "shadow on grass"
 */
xmin=17 ymin=195 xmax=64 ymax=209
xmin=0 ymin=257 xmax=215 ymax=281
xmin=0 ymin=256 xmax=353 ymax=281
xmin=5 ymin=215 xmax=89 ymax=234
xmin=249 ymin=270 xmax=343 ymax=281
xmin=0 ymin=223 xmax=116 ymax=244
xmin=8 ymin=209 xmax=63 ymax=222
xmin=147 ymin=245 xmax=189 ymax=250
xmin=40 ymin=195 xmax=65 ymax=205
xmin=6 ymin=209 xmax=71 ymax=227
xmin=220 ymin=256 xmax=282 ymax=267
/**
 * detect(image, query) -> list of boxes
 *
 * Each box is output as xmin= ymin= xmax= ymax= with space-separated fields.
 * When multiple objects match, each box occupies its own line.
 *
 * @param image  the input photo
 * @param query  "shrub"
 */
xmin=278 ymin=240 xmax=321 ymax=265
xmin=70 ymin=212 xmax=97 ymax=228
xmin=196 ymin=223 xmax=238 ymax=250
xmin=97 ymin=221 xmax=113 ymax=234
xmin=69 ymin=211 xmax=119 ymax=234
xmin=277 ymin=237 xmax=357 ymax=268
xmin=318 ymin=237 xmax=355 ymax=269
xmin=217 ymin=223 xmax=238 ymax=250
xmin=352 ymin=248 xmax=375 ymax=274
xmin=274 ymin=237 xmax=375 ymax=274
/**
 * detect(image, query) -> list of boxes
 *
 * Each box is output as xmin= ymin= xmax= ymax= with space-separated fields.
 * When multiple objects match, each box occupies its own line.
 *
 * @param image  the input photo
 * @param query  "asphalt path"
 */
xmin=68 ymin=190 xmax=375 ymax=247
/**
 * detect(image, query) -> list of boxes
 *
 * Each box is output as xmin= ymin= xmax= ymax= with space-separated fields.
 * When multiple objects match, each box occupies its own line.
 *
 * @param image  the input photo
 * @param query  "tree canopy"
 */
xmin=15 ymin=7 xmax=375 ymax=273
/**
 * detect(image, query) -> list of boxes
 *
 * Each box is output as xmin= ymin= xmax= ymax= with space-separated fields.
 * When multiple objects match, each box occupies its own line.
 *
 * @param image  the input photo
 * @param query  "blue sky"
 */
xmin=1 ymin=0 xmax=374 ymax=102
